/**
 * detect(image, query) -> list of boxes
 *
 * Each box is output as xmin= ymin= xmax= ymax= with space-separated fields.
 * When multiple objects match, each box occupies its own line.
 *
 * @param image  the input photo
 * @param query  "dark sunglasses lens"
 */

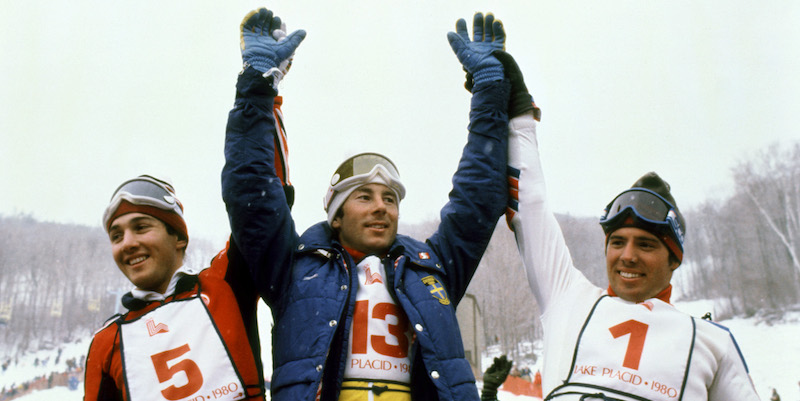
xmin=607 ymin=191 xmax=670 ymax=222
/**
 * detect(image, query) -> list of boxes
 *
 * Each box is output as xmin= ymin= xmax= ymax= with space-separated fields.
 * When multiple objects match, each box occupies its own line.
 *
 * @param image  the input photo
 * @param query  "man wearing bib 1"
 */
xmin=84 ymin=175 xmax=275 ymax=400
xmin=501 ymin=51 xmax=761 ymax=399
xmin=223 ymin=7 xmax=512 ymax=401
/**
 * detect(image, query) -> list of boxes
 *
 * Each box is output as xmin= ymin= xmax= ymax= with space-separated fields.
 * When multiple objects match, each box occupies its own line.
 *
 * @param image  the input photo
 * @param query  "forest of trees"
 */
xmin=1 ymin=141 xmax=798 ymax=361
xmin=683 ymin=142 xmax=800 ymax=317
xmin=0 ymin=217 xmax=219 ymax=357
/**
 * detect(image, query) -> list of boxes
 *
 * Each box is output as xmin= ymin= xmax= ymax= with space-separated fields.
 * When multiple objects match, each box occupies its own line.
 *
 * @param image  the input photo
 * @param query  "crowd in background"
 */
xmin=0 ymin=348 xmax=85 ymax=401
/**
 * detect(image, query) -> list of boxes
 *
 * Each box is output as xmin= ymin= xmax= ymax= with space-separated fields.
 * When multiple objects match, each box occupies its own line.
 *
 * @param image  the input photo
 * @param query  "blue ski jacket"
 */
xmin=222 ymin=66 xmax=510 ymax=401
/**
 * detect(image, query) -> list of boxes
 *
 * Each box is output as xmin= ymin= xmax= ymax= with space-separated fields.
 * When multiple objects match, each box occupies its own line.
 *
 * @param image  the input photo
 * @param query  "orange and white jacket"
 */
xmin=84 ymin=242 xmax=266 ymax=401
xmin=84 ymin=97 xmax=289 ymax=401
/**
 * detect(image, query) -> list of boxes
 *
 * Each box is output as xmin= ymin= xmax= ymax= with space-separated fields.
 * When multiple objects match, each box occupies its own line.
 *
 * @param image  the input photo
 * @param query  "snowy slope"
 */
xmin=4 ymin=305 xmax=799 ymax=401
xmin=674 ymin=301 xmax=800 ymax=399
xmin=721 ymin=313 xmax=799 ymax=399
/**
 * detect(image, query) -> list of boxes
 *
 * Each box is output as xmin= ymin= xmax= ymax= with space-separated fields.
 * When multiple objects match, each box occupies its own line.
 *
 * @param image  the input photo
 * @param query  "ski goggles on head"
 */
xmin=324 ymin=152 xmax=406 ymax=211
xmin=600 ymin=188 xmax=685 ymax=253
xmin=102 ymin=175 xmax=184 ymax=230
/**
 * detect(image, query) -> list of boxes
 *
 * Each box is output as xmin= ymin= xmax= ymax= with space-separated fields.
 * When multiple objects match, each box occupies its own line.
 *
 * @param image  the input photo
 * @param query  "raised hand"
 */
xmin=493 ymin=50 xmax=541 ymax=120
xmin=447 ymin=13 xmax=505 ymax=85
xmin=239 ymin=7 xmax=306 ymax=83
xmin=481 ymin=355 xmax=513 ymax=401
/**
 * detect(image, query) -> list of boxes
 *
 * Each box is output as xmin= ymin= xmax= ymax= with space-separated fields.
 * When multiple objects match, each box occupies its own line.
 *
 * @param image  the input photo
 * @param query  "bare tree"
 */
xmin=733 ymin=142 xmax=800 ymax=277
xmin=679 ymin=141 xmax=800 ymax=318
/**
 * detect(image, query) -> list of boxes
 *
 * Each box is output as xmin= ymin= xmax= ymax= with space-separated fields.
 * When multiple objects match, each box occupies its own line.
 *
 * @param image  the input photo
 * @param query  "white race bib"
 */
xmin=559 ymin=297 xmax=694 ymax=400
xmin=120 ymin=297 xmax=245 ymax=401
xmin=344 ymin=256 xmax=413 ymax=383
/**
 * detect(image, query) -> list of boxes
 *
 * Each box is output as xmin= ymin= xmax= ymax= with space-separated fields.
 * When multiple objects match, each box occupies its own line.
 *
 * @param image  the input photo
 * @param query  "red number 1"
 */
xmin=353 ymin=301 xmax=369 ymax=354
xmin=609 ymin=319 xmax=648 ymax=370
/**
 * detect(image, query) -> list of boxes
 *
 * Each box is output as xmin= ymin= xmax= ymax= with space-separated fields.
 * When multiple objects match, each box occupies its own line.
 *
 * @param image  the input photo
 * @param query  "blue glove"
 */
xmin=240 ymin=8 xmax=306 ymax=84
xmin=447 ymin=13 xmax=505 ymax=85
xmin=270 ymin=20 xmax=297 ymax=79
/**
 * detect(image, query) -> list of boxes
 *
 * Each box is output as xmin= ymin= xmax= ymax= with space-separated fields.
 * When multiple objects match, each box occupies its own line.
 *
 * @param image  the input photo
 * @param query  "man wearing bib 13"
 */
xmin=501 ymin=52 xmax=760 ymax=399
xmin=223 ymin=7 xmax=512 ymax=401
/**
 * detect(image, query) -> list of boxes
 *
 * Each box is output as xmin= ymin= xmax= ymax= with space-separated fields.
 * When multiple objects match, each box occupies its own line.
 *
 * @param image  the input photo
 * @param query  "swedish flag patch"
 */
xmin=421 ymin=276 xmax=450 ymax=305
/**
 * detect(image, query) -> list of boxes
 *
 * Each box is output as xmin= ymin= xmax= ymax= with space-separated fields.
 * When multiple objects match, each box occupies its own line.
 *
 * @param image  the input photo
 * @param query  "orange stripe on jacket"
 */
xmin=273 ymin=96 xmax=291 ymax=186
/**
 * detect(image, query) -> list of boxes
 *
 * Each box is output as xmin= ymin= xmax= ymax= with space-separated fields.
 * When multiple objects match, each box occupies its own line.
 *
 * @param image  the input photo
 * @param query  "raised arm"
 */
xmin=500 ymin=50 xmax=592 ymax=312
xmin=221 ymin=8 xmax=305 ymax=304
xmin=426 ymin=13 xmax=511 ymax=302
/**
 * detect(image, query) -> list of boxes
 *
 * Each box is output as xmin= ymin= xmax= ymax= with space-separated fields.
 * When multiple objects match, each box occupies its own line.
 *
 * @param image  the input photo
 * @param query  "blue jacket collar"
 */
xmin=298 ymin=222 xmax=442 ymax=273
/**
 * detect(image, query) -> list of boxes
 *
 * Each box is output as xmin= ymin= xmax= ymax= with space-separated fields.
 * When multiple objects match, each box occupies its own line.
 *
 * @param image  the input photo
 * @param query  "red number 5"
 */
xmin=151 ymin=344 xmax=204 ymax=400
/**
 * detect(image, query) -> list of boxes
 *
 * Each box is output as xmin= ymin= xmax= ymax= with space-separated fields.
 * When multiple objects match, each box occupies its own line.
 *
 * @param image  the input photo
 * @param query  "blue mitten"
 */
xmin=447 ymin=13 xmax=505 ymax=85
xmin=240 ymin=8 xmax=306 ymax=87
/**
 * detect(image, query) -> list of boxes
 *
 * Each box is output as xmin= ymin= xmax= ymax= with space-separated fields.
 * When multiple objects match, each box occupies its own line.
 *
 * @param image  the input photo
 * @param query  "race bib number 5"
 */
xmin=120 ymin=298 xmax=245 ymax=401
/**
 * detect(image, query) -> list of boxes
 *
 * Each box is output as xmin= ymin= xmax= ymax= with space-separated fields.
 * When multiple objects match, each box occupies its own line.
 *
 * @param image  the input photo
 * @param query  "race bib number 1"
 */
xmin=569 ymin=298 xmax=694 ymax=400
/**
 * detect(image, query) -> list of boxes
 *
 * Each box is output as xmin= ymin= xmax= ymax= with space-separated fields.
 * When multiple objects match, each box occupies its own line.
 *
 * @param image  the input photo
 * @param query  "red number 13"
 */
xmin=352 ymin=300 xmax=409 ymax=358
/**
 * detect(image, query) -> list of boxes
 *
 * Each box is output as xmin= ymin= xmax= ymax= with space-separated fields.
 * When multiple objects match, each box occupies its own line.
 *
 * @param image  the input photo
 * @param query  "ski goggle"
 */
xmin=324 ymin=152 xmax=406 ymax=211
xmin=102 ymin=175 xmax=184 ymax=230
xmin=600 ymin=188 xmax=685 ymax=251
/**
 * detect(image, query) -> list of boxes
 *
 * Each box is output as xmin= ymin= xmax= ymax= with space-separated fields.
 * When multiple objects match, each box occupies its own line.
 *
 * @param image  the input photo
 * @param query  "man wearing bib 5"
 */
xmin=85 ymin=175 xmax=270 ymax=400
xmin=223 ymin=7 xmax=512 ymax=401
xmin=501 ymin=51 xmax=761 ymax=399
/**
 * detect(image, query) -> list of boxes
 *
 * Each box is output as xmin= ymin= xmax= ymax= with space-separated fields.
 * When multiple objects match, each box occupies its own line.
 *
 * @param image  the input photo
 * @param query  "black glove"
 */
xmin=482 ymin=355 xmax=513 ymax=401
xmin=491 ymin=50 xmax=542 ymax=121
xmin=283 ymin=184 xmax=295 ymax=210
xmin=463 ymin=67 xmax=476 ymax=93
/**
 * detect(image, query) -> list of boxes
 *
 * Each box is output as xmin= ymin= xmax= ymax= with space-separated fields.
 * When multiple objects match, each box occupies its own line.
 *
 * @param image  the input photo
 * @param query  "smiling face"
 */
xmin=606 ymin=227 xmax=679 ymax=303
xmin=331 ymin=183 xmax=399 ymax=256
xmin=108 ymin=212 xmax=187 ymax=294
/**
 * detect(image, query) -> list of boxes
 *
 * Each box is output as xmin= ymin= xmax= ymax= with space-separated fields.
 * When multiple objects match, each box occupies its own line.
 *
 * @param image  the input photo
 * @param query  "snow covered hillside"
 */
xmin=3 ymin=304 xmax=799 ymax=401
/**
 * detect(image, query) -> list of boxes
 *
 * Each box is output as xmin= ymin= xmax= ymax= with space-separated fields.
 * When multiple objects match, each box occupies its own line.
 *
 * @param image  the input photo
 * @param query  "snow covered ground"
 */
xmin=673 ymin=301 xmax=800 ymax=399
xmin=3 ymin=302 xmax=799 ymax=400
xmin=723 ymin=315 xmax=799 ymax=399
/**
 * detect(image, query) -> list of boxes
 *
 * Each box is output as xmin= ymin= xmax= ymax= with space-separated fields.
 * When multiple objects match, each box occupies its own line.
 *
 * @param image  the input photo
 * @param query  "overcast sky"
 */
xmin=2 ymin=1 xmax=799 ymax=246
